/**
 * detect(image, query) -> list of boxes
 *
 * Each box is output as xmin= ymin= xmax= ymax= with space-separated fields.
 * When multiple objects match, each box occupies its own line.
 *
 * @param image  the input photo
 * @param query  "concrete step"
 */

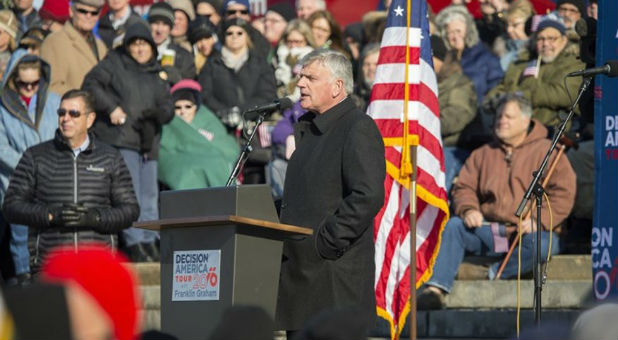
xmin=126 ymin=262 xmax=160 ymax=286
xmin=446 ymin=279 xmax=593 ymax=309
xmin=456 ymin=254 xmax=592 ymax=280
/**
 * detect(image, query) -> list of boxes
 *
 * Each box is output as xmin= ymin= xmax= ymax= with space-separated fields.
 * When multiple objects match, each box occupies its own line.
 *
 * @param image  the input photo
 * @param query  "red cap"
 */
xmin=39 ymin=0 xmax=70 ymax=24
xmin=41 ymin=244 xmax=142 ymax=340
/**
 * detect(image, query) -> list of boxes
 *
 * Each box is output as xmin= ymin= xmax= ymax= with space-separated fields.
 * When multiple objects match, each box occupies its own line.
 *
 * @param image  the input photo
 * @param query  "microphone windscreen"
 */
xmin=607 ymin=61 xmax=618 ymax=78
xmin=279 ymin=97 xmax=294 ymax=111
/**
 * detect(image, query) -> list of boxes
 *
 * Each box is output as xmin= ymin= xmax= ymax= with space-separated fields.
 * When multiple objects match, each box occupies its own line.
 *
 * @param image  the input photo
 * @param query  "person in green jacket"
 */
xmin=483 ymin=18 xmax=585 ymax=129
xmin=158 ymin=79 xmax=240 ymax=189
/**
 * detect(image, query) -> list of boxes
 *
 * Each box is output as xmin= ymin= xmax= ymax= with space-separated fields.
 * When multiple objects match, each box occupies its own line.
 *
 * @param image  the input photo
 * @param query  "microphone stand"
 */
xmin=225 ymin=110 xmax=268 ymax=187
xmin=514 ymin=76 xmax=592 ymax=326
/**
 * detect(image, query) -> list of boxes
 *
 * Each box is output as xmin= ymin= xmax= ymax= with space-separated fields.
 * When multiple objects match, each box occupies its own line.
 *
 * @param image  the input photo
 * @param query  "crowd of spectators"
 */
xmin=0 ymin=0 xmax=603 ymax=325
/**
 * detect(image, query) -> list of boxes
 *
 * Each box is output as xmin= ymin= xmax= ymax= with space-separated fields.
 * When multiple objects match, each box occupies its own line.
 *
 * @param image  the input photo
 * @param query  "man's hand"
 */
xmin=463 ymin=209 xmax=484 ymax=228
xmin=519 ymin=218 xmax=538 ymax=234
xmin=110 ymin=107 xmax=127 ymax=125
xmin=50 ymin=204 xmax=100 ymax=229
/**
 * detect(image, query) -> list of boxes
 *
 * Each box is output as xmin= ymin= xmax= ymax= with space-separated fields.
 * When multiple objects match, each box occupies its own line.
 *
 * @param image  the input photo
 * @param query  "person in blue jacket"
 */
xmin=436 ymin=5 xmax=504 ymax=104
xmin=0 ymin=49 xmax=60 ymax=283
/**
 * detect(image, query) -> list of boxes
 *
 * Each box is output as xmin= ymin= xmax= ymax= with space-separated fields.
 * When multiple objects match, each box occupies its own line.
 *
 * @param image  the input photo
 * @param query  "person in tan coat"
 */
xmin=418 ymin=92 xmax=576 ymax=309
xmin=40 ymin=0 xmax=107 ymax=95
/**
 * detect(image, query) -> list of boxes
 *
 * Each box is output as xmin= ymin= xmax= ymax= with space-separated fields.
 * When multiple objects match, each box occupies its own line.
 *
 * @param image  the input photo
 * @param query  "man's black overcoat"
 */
xmin=276 ymin=97 xmax=386 ymax=330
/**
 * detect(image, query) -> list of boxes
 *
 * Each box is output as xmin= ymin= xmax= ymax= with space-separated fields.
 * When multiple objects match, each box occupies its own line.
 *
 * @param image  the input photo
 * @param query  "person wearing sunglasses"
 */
xmin=219 ymin=0 xmax=270 ymax=59
xmin=0 ymin=50 xmax=61 ymax=284
xmin=199 ymin=17 xmax=275 ymax=184
xmin=40 ymin=0 xmax=107 ymax=96
xmin=82 ymin=22 xmax=174 ymax=262
xmin=159 ymin=79 xmax=239 ymax=190
xmin=2 ymin=89 xmax=140 ymax=275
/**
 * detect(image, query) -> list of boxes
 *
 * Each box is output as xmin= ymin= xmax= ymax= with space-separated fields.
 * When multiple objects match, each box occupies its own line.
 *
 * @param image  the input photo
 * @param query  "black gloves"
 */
xmin=49 ymin=204 xmax=101 ymax=230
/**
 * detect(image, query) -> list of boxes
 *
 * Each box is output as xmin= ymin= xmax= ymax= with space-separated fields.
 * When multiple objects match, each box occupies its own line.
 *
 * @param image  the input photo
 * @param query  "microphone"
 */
xmin=244 ymin=97 xmax=294 ymax=117
xmin=567 ymin=61 xmax=618 ymax=78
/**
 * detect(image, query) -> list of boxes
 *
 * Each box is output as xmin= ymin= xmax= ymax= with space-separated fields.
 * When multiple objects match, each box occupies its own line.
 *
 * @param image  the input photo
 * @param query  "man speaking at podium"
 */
xmin=275 ymin=49 xmax=386 ymax=333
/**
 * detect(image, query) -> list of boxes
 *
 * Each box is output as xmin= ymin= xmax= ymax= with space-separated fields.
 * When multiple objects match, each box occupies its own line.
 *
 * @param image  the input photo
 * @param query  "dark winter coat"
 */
xmin=460 ymin=43 xmax=504 ymax=104
xmin=82 ymin=39 xmax=173 ymax=160
xmin=198 ymin=50 xmax=276 ymax=114
xmin=97 ymin=9 xmax=148 ymax=49
xmin=275 ymin=97 xmax=386 ymax=330
xmin=2 ymin=131 xmax=139 ymax=271
xmin=166 ymin=42 xmax=197 ymax=80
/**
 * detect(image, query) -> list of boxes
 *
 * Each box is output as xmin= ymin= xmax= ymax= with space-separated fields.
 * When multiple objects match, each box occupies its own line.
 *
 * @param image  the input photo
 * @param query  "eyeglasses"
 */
xmin=536 ymin=35 xmax=561 ymax=43
xmin=57 ymin=108 xmax=83 ymax=118
xmin=286 ymin=39 xmax=306 ymax=46
xmin=226 ymin=31 xmax=244 ymax=37
xmin=15 ymin=79 xmax=40 ymax=89
xmin=175 ymin=104 xmax=195 ymax=110
xmin=558 ymin=6 xmax=580 ymax=14
xmin=75 ymin=7 xmax=100 ymax=17
xmin=226 ymin=9 xmax=249 ymax=16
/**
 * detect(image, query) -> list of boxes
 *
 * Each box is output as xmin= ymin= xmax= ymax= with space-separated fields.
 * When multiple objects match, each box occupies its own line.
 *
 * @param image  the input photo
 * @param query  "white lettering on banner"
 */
xmin=605 ymin=116 xmax=618 ymax=147
xmin=594 ymin=271 xmax=611 ymax=300
xmin=172 ymin=249 xmax=221 ymax=302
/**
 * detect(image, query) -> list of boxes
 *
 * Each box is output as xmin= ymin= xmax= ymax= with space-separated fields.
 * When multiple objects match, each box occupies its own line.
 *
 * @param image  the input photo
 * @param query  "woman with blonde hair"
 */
xmin=499 ymin=0 xmax=536 ymax=70
xmin=0 ymin=10 xmax=19 ymax=57
xmin=273 ymin=19 xmax=315 ymax=99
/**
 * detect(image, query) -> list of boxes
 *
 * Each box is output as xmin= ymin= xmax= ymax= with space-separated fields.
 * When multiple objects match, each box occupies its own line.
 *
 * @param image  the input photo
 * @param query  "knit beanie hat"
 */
xmin=170 ymin=0 xmax=196 ymax=21
xmin=536 ymin=18 xmax=566 ymax=35
xmin=267 ymin=2 xmax=295 ymax=22
xmin=222 ymin=0 xmax=250 ymax=13
xmin=148 ymin=1 xmax=175 ymax=28
xmin=0 ymin=10 xmax=18 ymax=40
xmin=557 ymin=0 xmax=586 ymax=16
xmin=40 ymin=244 xmax=142 ymax=340
xmin=188 ymin=15 xmax=215 ymax=44
xmin=39 ymin=0 xmax=70 ymax=23
xmin=171 ymin=79 xmax=202 ymax=105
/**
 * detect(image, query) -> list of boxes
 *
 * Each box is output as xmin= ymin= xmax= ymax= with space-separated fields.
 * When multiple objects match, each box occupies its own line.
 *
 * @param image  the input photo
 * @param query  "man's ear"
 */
xmin=86 ymin=112 xmax=96 ymax=129
xmin=331 ymin=79 xmax=344 ymax=98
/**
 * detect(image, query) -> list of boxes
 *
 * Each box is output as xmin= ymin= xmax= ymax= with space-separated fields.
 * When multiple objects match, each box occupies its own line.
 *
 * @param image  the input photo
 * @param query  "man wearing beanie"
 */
xmin=12 ymin=0 xmax=41 ymax=37
xmin=40 ymin=0 xmax=107 ymax=95
xmin=557 ymin=0 xmax=584 ymax=29
xmin=98 ymin=0 xmax=147 ymax=49
xmin=264 ymin=2 xmax=295 ymax=45
xmin=147 ymin=1 xmax=195 ymax=80
xmin=483 ymin=18 xmax=584 ymax=128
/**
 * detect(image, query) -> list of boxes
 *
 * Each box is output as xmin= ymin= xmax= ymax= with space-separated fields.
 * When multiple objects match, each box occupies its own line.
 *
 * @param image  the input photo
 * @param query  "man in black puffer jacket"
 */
xmin=2 ymin=90 xmax=140 ymax=274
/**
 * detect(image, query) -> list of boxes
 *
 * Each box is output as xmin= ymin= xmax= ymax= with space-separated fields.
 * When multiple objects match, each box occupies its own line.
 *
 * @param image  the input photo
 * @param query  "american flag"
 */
xmin=367 ymin=0 xmax=449 ymax=338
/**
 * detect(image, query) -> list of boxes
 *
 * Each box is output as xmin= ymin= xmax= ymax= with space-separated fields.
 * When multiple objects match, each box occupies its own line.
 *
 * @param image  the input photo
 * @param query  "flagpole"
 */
xmin=409 ymin=144 xmax=418 ymax=340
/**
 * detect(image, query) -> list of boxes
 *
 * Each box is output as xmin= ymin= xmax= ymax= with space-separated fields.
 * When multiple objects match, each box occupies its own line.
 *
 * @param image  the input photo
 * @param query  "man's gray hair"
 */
xmin=300 ymin=49 xmax=354 ymax=94
xmin=497 ymin=92 xmax=533 ymax=118
xmin=295 ymin=0 xmax=326 ymax=10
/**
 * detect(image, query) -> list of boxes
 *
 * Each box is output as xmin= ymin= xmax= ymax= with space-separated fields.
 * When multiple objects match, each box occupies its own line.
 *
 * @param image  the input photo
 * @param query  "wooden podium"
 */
xmin=134 ymin=185 xmax=311 ymax=339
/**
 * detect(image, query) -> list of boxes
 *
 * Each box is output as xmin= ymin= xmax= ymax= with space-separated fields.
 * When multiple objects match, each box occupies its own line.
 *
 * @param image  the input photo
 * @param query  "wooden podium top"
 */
xmin=133 ymin=215 xmax=313 ymax=235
